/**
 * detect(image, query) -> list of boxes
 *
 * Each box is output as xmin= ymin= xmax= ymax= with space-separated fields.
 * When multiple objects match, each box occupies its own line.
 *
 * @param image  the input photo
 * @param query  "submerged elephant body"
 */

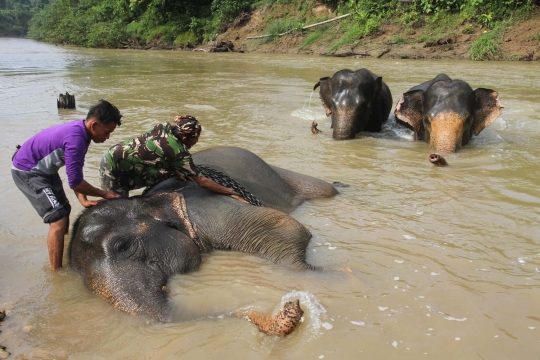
xmin=314 ymin=68 xmax=393 ymax=140
xmin=68 ymin=147 xmax=337 ymax=322
xmin=394 ymin=74 xmax=504 ymax=152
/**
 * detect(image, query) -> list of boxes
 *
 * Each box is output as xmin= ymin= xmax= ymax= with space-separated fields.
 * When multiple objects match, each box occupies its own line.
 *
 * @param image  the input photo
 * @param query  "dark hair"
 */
xmin=86 ymin=100 xmax=123 ymax=126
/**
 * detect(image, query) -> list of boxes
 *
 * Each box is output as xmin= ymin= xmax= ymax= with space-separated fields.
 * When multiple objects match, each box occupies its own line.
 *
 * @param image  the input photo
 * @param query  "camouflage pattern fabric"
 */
xmin=174 ymin=115 xmax=201 ymax=136
xmin=104 ymin=122 xmax=202 ymax=191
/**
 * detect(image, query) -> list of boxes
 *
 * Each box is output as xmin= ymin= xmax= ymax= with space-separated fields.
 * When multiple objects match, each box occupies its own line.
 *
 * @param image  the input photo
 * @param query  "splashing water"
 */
xmin=291 ymin=90 xmax=326 ymax=121
xmin=280 ymin=290 xmax=328 ymax=338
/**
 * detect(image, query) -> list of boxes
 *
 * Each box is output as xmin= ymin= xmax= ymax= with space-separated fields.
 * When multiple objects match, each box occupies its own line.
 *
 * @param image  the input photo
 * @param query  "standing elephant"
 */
xmin=68 ymin=147 xmax=338 ymax=322
xmin=394 ymin=74 xmax=504 ymax=153
xmin=314 ymin=68 xmax=393 ymax=140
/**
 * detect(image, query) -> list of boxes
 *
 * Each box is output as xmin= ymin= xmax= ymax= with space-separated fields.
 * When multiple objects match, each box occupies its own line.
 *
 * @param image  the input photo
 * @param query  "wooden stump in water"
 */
xmin=57 ymin=92 xmax=76 ymax=109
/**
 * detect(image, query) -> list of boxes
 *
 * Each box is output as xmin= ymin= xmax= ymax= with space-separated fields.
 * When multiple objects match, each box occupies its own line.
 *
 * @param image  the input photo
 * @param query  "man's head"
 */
xmin=85 ymin=100 xmax=123 ymax=143
xmin=174 ymin=115 xmax=201 ymax=149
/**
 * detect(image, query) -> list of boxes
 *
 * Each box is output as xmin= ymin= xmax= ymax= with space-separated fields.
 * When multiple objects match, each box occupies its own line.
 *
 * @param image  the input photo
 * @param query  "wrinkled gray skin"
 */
xmin=68 ymin=147 xmax=337 ymax=322
xmin=314 ymin=68 xmax=393 ymax=140
xmin=394 ymin=73 xmax=504 ymax=153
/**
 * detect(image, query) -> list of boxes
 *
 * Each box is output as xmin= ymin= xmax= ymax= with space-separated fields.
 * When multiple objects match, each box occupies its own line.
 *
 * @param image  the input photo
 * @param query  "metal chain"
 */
xmin=198 ymin=166 xmax=263 ymax=207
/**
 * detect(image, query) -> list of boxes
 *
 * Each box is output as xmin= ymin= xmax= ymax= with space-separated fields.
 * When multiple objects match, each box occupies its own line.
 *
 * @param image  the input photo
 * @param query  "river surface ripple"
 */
xmin=0 ymin=38 xmax=539 ymax=359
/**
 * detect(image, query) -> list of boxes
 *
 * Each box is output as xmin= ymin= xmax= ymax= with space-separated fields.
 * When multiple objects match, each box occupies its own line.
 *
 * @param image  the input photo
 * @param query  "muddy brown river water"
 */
xmin=1 ymin=38 xmax=539 ymax=359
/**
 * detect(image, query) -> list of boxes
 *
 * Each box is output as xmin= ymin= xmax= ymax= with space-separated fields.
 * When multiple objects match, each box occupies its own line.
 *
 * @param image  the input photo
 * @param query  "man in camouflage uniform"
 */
xmin=100 ymin=115 xmax=241 ymax=199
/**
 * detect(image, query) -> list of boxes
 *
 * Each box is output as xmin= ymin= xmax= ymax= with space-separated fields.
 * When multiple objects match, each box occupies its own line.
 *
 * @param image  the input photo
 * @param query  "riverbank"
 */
xmin=213 ymin=3 xmax=540 ymax=61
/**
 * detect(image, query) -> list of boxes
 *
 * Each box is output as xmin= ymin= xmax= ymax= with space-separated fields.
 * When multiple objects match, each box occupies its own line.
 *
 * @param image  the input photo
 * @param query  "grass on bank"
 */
xmin=469 ymin=22 xmax=507 ymax=60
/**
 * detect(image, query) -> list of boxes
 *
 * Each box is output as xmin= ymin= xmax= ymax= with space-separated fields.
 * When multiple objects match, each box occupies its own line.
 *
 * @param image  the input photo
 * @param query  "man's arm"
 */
xmin=189 ymin=175 xmax=239 ymax=196
xmin=72 ymin=179 xmax=120 ymax=199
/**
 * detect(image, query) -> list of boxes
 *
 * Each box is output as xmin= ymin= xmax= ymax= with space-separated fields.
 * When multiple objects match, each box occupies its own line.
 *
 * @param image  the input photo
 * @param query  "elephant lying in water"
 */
xmin=314 ymin=68 xmax=393 ymax=140
xmin=394 ymin=74 xmax=504 ymax=153
xmin=68 ymin=147 xmax=337 ymax=322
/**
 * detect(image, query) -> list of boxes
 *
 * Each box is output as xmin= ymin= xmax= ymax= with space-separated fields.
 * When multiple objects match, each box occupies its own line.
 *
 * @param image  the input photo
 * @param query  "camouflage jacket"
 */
xmin=104 ymin=122 xmax=202 ymax=190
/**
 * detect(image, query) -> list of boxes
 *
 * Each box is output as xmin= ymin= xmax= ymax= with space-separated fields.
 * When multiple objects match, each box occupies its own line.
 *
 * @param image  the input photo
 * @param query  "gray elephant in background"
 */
xmin=68 ymin=147 xmax=337 ymax=322
xmin=394 ymin=73 xmax=504 ymax=153
xmin=314 ymin=68 xmax=393 ymax=140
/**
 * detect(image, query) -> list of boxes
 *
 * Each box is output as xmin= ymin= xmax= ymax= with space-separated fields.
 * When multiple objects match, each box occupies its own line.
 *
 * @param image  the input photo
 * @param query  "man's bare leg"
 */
xmin=48 ymin=216 xmax=69 ymax=270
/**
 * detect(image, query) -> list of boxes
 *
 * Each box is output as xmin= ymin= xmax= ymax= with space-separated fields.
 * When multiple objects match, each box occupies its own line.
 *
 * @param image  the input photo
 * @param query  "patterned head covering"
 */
xmin=174 ymin=115 xmax=201 ymax=137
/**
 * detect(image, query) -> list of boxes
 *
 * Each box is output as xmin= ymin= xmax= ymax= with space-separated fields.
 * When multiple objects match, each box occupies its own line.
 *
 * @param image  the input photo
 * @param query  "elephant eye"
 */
xmin=112 ymin=237 xmax=136 ymax=258
xmin=116 ymin=241 xmax=130 ymax=253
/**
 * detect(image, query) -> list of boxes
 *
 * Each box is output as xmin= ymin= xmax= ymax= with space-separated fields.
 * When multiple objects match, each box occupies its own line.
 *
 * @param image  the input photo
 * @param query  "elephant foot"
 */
xmin=245 ymin=299 xmax=304 ymax=337
xmin=311 ymin=121 xmax=323 ymax=134
xmin=429 ymin=153 xmax=448 ymax=166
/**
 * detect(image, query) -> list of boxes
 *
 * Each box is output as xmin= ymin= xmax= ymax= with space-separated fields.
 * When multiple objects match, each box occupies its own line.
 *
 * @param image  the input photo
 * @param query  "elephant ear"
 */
xmin=472 ymin=88 xmax=504 ymax=136
xmin=394 ymin=89 xmax=424 ymax=137
xmin=317 ymin=77 xmax=333 ymax=117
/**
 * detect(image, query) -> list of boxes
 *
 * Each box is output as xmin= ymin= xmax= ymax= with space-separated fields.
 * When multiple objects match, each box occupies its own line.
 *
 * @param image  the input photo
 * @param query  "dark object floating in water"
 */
xmin=332 ymin=181 xmax=350 ymax=188
xmin=429 ymin=153 xmax=448 ymax=166
xmin=311 ymin=120 xmax=323 ymax=134
xmin=58 ymin=92 xmax=76 ymax=109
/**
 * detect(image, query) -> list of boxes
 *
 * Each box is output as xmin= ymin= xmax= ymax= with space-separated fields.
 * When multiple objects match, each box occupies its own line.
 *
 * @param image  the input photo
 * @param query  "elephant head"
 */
xmin=68 ymin=192 xmax=203 ymax=322
xmin=394 ymin=74 xmax=504 ymax=153
xmin=68 ymin=147 xmax=338 ymax=322
xmin=313 ymin=68 xmax=393 ymax=140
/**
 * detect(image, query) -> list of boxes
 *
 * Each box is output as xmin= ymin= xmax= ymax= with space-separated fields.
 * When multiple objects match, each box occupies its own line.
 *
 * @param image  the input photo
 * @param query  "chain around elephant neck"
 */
xmin=198 ymin=166 xmax=263 ymax=207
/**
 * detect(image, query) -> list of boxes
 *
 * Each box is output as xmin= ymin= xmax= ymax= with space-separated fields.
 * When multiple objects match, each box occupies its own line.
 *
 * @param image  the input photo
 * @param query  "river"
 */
xmin=0 ymin=37 xmax=539 ymax=359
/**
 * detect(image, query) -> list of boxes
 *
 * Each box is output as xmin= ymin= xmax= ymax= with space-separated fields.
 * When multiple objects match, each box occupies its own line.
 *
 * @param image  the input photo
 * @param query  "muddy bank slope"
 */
xmin=215 ymin=4 xmax=540 ymax=61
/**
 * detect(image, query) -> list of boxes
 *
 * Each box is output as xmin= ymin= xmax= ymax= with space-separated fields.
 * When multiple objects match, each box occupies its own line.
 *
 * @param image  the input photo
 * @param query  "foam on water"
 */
xmin=183 ymin=104 xmax=218 ymax=111
xmin=381 ymin=116 xmax=415 ymax=140
xmin=291 ymin=108 xmax=323 ymax=121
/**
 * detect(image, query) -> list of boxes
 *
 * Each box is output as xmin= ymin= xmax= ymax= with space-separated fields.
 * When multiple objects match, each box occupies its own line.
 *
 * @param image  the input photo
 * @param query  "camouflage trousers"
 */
xmin=99 ymin=156 xmax=129 ymax=198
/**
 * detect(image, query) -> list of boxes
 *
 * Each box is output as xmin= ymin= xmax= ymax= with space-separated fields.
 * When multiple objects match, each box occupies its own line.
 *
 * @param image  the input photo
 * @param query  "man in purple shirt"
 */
xmin=11 ymin=100 xmax=123 ymax=270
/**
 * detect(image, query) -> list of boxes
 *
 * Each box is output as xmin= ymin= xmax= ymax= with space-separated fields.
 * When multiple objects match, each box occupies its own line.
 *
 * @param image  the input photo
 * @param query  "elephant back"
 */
xmin=193 ymin=146 xmax=303 ymax=214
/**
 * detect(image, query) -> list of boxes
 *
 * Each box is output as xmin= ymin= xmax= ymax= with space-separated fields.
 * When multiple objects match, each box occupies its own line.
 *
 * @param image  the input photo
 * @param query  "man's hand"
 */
xmin=79 ymin=198 xmax=99 ymax=208
xmin=230 ymin=194 xmax=249 ymax=203
xmin=174 ymin=170 xmax=187 ymax=181
xmin=102 ymin=190 xmax=121 ymax=199
xmin=75 ymin=190 xmax=110 ymax=208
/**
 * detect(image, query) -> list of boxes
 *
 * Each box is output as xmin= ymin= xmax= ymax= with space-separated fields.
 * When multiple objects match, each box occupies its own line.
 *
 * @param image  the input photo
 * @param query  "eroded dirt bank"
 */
xmin=214 ymin=4 xmax=540 ymax=61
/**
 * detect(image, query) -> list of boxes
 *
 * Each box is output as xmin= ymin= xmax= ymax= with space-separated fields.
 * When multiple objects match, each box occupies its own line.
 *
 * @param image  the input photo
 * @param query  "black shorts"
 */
xmin=11 ymin=169 xmax=71 ymax=224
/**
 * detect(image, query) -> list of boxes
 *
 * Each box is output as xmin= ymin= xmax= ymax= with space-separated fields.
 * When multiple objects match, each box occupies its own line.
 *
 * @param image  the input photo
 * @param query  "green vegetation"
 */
xmin=469 ymin=22 xmax=507 ymax=60
xmin=463 ymin=24 xmax=475 ymax=33
xmin=533 ymin=31 xmax=540 ymax=41
xmin=300 ymin=31 xmax=323 ymax=49
xmin=265 ymin=18 xmax=303 ymax=41
xmin=394 ymin=35 xmax=407 ymax=44
xmin=2 ymin=0 xmax=538 ymax=61
xmin=0 ymin=0 xmax=46 ymax=36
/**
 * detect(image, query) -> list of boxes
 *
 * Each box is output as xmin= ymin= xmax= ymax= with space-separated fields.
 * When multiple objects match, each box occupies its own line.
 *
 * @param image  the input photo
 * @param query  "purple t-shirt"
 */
xmin=12 ymin=120 xmax=91 ymax=188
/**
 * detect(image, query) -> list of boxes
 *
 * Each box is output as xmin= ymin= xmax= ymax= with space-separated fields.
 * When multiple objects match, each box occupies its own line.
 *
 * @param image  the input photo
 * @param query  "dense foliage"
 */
xmin=0 ymin=0 xmax=46 ymax=36
xmin=2 ymin=0 xmax=538 ymax=60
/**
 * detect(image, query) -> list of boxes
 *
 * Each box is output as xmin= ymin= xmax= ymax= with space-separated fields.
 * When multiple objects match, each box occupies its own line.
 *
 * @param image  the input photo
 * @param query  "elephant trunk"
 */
xmin=332 ymin=108 xmax=357 ymax=140
xmin=429 ymin=112 xmax=465 ymax=153
xmin=85 ymin=260 xmax=172 ymax=322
